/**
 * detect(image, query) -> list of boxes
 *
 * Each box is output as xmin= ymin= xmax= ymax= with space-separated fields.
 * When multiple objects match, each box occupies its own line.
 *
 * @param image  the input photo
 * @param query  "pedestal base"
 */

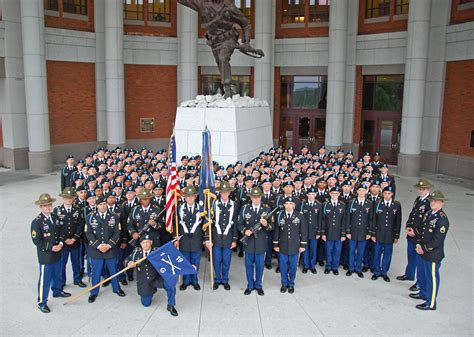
xmin=397 ymin=153 xmax=421 ymax=177
xmin=174 ymin=106 xmax=273 ymax=166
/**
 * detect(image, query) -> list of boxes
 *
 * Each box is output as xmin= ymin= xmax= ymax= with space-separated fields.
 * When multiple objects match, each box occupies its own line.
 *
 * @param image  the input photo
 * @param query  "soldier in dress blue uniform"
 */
xmin=412 ymin=190 xmax=449 ymax=311
xmin=238 ymin=187 xmax=273 ymax=296
xmin=85 ymin=196 xmax=126 ymax=303
xmin=397 ymin=178 xmax=433 ymax=292
xmin=31 ymin=193 xmax=71 ymax=313
xmin=127 ymin=189 xmax=163 ymax=249
xmin=53 ymin=187 xmax=87 ymax=289
xmin=125 ymin=235 xmax=178 ymax=316
xmin=339 ymin=180 xmax=354 ymax=270
xmin=176 ymin=185 xmax=204 ymax=291
xmin=61 ymin=155 xmax=76 ymax=191
xmin=261 ymin=178 xmax=277 ymax=270
xmin=206 ymin=181 xmax=239 ymax=290
xmin=371 ymin=186 xmax=401 ymax=282
xmin=345 ymin=183 xmax=373 ymax=278
xmin=274 ymin=197 xmax=307 ymax=293
xmin=301 ymin=187 xmax=322 ymax=274
xmin=321 ymin=187 xmax=346 ymax=275
xmin=363 ymin=179 xmax=381 ymax=273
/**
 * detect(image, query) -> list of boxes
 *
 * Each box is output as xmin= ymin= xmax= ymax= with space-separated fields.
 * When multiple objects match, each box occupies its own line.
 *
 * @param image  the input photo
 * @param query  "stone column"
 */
xmin=254 ymin=0 xmax=273 ymax=109
xmin=1 ymin=0 xmax=29 ymax=169
xmin=95 ymin=0 xmax=107 ymax=144
xmin=177 ymin=3 xmax=198 ymax=103
xmin=398 ymin=0 xmax=431 ymax=176
xmin=20 ymin=0 xmax=53 ymax=174
xmin=325 ymin=0 xmax=348 ymax=150
xmin=105 ymin=0 xmax=126 ymax=148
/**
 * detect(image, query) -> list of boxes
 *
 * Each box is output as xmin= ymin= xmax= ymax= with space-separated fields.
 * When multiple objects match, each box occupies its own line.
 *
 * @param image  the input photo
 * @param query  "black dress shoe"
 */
xmin=370 ymin=268 xmax=374 ymax=273
xmin=383 ymin=275 xmax=390 ymax=282
xmin=288 ymin=287 xmax=294 ymax=294
xmin=310 ymin=268 xmax=317 ymax=274
xmin=193 ymin=284 xmax=201 ymax=291
xmin=38 ymin=305 xmax=51 ymax=313
xmin=265 ymin=265 xmax=272 ymax=270
xmin=223 ymin=283 xmax=231 ymax=291
xmin=332 ymin=270 xmax=339 ymax=276
xmin=53 ymin=291 xmax=71 ymax=298
xmin=275 ymin=267 xmax=280 ymax=273
xmin=409 ymin=293 xmax=424 ymax=300
xmin=318 ymin=261 xmax=324 ymax=267
xmin=212 ymin=283 xmax=219 ymax=290
xmin=324 ymin=269 xmax=330 ymax=274
xmin=179 ymin=284 xmax=188 ymax=291
xmin=362 ymin=267 xmax=368 ymax=273
xmin=120 ymin=279 xmax=128 ymax=286
xmin=238 ymin=251 xmax=244 ymax=258
xmin=346 ymin=271 xmax=352 ymax=276
xmin=396 ymin=275 xmax=412 ymax=281
xmin=75 ymin=281 xmax=87 ymax=288
xmin=302 ymin=268 xmax=308 ymax=274
xmin=371 ymin=275 xmax=379 ymax=281
xmin=280 ymin=285 xmax=287 ymax=293
xmin=244 ymin=288 xmax=252 ymax=295
xmin=256 ymin=288 xmax=264 ymax=296
xmin=167 ymin=305 xmax=178 ymax=316
xmin=127 ymin=275 xmax=134 ymax=282
xmin=88 ymin=295 xmax=96 ymax=303
xmin=416 ymin=303 xmax=436 ymax=311
xmin=115 ymin=290 xmax=126 ymax=297
xmin=409 ymin=283 xmax=419 ymax=292
xmin=357 ymin=272 xmax=364 ymax=278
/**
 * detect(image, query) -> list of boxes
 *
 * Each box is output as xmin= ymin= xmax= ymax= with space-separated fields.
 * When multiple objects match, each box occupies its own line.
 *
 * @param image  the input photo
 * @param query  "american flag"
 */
xmin=165 ymin=133 xmax=180 ymax=233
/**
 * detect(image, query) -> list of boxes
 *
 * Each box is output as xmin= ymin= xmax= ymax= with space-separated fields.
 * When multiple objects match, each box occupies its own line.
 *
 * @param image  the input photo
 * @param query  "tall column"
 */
xmin=1 ymin=0 xmax=29 ymax=169
xmin=254 ymin=0 xmax=274 ymax=109
xmin=20 ymin=0 xmax=53 ymax=174
xmin=398 ymin=0 xmax=431 ymax=176
xmin=105 ymin=0 xmax=126 ymax=148
xmin=177 ymin=3 xmax=198 ymax=103
xmin=95 ymin=0 xmax=107 ymax=144
xmin=342 ymin=0 xmax=359 ymax=155
xmin=325 ymin=0 xmax=348 ymax=150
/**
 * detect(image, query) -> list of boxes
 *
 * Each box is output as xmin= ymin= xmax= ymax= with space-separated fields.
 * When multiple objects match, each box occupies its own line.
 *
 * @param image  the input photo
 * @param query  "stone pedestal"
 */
xmin=174 ymin=106 xmax=273 ymax=166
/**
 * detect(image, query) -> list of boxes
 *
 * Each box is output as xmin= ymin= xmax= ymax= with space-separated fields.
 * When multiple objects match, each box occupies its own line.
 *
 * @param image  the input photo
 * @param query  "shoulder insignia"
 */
xmin=440 ymin=226 xmax=446 ymax=234
xmin=31 ymin=229 xmax=37 ymax=238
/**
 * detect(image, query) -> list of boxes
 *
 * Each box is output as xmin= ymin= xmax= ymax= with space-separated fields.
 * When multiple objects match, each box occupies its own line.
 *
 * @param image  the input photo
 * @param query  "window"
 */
xmin=281 ymin=76 xmax=327 ymax=109
xmin=282 ymin=0 xmax=306 ymax=24
xmin=394 ymin=0 xmax=409 ymax=15
xmin=363 ymin=75 xmax=404 ymax=112
xmin=365 ymin=0 xmax=390 ymax=18
xmin=124 ymin=0 xmax=144 ymax=20
xmin=63 ymin=0 xmax=87 ymax=15
xmin=44 ymin=0 xmax=59 ymax=11
xmin=148 ymin=0 xmax=171 ymax=23
xmin=460 ymin=0 xmax=474 ymax=4
xmin=309 ymin=0 xmax=330 ymax=23
xmin=201 ymin=75 xmax=251 ymax=97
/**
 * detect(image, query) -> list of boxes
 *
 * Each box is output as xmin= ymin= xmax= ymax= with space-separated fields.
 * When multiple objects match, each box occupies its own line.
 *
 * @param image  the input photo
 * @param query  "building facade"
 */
xmin=0 ymin=0 xmax=473 ymax=178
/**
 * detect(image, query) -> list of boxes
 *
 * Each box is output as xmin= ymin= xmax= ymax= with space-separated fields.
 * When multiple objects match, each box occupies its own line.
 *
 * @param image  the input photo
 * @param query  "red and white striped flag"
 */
xmin=165 ymin=134 xmax=180 ymax=233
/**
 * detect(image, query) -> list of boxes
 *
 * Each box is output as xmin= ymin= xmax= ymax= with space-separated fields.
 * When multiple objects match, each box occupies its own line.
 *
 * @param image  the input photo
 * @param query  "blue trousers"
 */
xmin=90 ymin=257 xmax=121 ymax=296
xmin=140 ymin=286 xmax=176 ymax=307
xmin=264 ymin=231 xmax=274 ymax=266
xmin=349 ymin=240 xmax=367 ymax=273
xmin=212 ymin=246 xmax=232 ymax=284
xmin=363 ymin=240 xmax=375 ymax=269
xmin=244 ymin=253 xmax=264 ymax=289
xmin=37 ymin=261 xmax=62 ymax=307
xmin=404 ymin=240 xmax=417 ymax=280
xmin=317 ymin=238 xmax=325 ymax=262
xmin=181 ymin=251 xmax=201 ymax=285
xmin=279 ymin=253 xmax=298 ymax=287
xmin=416 ymin=253 xmax=425 ymax=292
xmin=325 ymin=240 xmax=342 ymax=271
xmin=117 ymin=245 xmax=134 ymax=281
xmin=374 ymin=242 xmax=393 ymax=277
xmin=340 ymin=240 xmax=349 ymax=266
xmin=60 ymin=247 xmax=81 ymax=288
xmin=419 ymin=259 xmax=441 ymax=308
xmin=303 ymin=239 xmax=318 ymax=269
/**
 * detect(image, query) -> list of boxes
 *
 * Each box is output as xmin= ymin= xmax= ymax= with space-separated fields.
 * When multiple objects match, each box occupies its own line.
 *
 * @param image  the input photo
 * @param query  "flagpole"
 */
xmin=207 ymin=191 xmax=215 ymax=290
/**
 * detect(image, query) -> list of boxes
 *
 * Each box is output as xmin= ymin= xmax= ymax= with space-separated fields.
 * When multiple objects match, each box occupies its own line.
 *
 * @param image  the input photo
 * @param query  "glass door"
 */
xmin=379 ymin=118 xmax=400 ymax=165
xmin=280 ymin=116 xmax=294 ymax=149
xmin=298 ymin=116 xmax=312 ymax=149
xmin=362 ymin=119 xmax=376 ymax=156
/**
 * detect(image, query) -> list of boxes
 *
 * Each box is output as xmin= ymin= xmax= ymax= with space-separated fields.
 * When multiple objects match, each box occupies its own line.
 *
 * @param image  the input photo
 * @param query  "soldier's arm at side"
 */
xmin=421 ymin=216 xmax=449 ymax=253
xmin=84 ymin=215 xmax=101 ymax=250
xmin=108 ymin=214 xmax=121 ymax=248
xmin=299 ymin=212 xmax=308 ymax=249
xmin=31 ymin=219 xmax=50 ymax=251
xmin=395 ymin=202 xmax=402 ymax=241
xmin=75 ymin=208 xmax=85 ymax=240
xmin=272 ymin=212 xmax=281 ymax=249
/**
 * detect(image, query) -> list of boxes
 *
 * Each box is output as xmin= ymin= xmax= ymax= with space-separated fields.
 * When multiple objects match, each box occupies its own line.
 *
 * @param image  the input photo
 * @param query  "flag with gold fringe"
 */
xmin=198 ymin=126 xmax=217 ymax=231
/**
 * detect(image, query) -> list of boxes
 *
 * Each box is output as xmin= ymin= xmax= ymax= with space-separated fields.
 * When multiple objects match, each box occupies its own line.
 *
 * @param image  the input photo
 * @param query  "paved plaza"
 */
xmin=0 ymin=168 xmax=472 ymax=337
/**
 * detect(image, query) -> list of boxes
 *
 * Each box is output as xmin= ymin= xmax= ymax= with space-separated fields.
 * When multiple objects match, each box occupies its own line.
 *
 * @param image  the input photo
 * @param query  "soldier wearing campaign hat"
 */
xmin=371 ymin=186 xmax=401 ymax=282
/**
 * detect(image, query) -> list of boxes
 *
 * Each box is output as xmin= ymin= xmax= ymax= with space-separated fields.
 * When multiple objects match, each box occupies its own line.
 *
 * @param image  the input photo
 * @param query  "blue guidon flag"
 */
xmin=147 ymin=241 xmax=197 ymax=288
xmin=198 ymin=126 xmax=217 ymax=231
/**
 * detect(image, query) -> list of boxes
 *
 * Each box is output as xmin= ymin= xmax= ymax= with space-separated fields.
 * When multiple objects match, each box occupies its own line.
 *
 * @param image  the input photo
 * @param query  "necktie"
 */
xmin=254 ymin=208 xmax=258 ymax=213
xmin=145 ymin=252 xmax=149 ymax=257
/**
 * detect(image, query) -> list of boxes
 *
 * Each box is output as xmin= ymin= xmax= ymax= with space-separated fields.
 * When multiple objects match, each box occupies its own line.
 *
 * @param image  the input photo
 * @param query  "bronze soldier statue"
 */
xmin=178 ymin=0 xmax=264 ymax=99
